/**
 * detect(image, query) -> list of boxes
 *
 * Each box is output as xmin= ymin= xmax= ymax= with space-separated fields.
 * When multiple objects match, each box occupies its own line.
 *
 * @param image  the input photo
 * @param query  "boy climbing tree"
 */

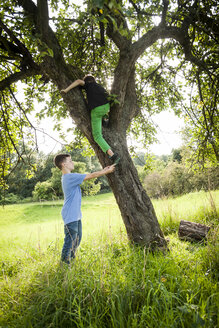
xmin=61 ymin=75 xmax=120 ymax=164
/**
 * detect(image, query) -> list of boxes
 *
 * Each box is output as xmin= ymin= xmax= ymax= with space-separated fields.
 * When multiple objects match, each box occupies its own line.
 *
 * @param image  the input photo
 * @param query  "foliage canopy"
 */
xmin=0 ymin=0 xmax=218 ymax=184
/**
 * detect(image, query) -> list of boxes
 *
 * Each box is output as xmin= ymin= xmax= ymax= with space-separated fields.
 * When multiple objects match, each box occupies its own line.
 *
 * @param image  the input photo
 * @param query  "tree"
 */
xmin=5 ymin=151 xmax=54 ymax=198
xmin=172 ymin=148 xmax=182 ymax=163
xmin=0 ymin=0 xmax=218 ymax=248
xmin=33 ymin=180 xmax=56 ymax=200
xmin=143 ymin=150 xmax=219 ymax=198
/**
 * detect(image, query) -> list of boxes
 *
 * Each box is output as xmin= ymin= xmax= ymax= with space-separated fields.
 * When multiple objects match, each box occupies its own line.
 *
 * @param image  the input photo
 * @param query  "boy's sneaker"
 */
xmin=102 ymin=118 xmax=109 ymax=128
xmin=110 ymin=153 xmax=120 ymax=165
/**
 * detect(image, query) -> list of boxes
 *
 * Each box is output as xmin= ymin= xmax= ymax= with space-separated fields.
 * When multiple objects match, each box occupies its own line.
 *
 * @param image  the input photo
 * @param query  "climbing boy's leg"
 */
xmin=91 ymin=103 xmax=120 ymax=164
xmin=91 ymin=103 xmax=111 ymax=153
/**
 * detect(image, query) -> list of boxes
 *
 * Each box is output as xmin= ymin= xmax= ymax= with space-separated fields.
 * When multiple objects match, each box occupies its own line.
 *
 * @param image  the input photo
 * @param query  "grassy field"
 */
xmin=0 ymin=190 xmax=218 ymax=328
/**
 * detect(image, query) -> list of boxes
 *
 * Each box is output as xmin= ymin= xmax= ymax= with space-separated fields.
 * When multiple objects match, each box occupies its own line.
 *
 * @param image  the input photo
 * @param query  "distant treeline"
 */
xmin=137 ymin=149 xmax=219 ymax=199
xmin=1 ymin=147 xmax=218 ymax=204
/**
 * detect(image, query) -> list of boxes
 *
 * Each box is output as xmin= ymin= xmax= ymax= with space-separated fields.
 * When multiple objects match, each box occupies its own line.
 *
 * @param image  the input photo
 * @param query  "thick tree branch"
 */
xmin=109 ymin=26 xmax=164 ymax=118
xmin=37 ymin=0 xmax=49 ymax=39
xmin=17 ymin=0 xmax=64 ymax=63
xmin=0 ymin=18 xmax=37 ymax=69
xmin=0 ymin=36 xmax=22 ymax=59
xmin=17 ymin=0 xmax=38 ymax=21
xmin=121 ymin=68 xmax=139 ymax=130
xmin=0 ymin=17 xmax=41 ymax=91
xmin=161 ymin=0 xmax=169 ymax=25
xmin=0 ymin=69 xmax=38 ymax=91
xmin=109 ymin=66 xmax=137 ymax=132
xmin=131 ymin=24 xmax=217 ymax=77
xmin=106 ymin=23 xmax=129 ymax=50
xmin=105 ymin=4 xmax=132 ymax=51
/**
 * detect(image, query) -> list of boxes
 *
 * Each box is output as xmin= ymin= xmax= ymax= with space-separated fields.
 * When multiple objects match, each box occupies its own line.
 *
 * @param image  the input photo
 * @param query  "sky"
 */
xmin=149 ymin=111 xmax=184 ymax=155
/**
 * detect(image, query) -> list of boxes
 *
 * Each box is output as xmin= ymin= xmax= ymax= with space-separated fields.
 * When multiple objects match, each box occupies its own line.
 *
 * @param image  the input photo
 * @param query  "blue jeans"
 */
xmin=61 ymin=220 xmax=82 ymax=264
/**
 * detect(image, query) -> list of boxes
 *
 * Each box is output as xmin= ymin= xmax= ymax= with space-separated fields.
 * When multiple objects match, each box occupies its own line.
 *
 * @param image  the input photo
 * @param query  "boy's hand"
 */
xmin=61 ymin=89 xmax=67 ymax=95
xmin=84 ymin=164 xmax=116 ymax=181
xmin=103 ymin=164 xmax=116 ymax=174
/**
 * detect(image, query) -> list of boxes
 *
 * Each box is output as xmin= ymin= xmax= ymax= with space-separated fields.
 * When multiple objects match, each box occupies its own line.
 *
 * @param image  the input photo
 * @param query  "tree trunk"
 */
xmin=110 ymin=153 xmax=166 ymax=247
xmin=93 ymin=130 xmax=167 ymax=248
xmin=178 ymin=220 xmax=210 ymax=242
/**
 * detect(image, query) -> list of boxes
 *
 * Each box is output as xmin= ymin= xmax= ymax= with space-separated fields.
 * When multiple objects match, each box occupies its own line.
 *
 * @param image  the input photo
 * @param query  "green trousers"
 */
xmin=91 ymin=103 xmax=110 ymax=153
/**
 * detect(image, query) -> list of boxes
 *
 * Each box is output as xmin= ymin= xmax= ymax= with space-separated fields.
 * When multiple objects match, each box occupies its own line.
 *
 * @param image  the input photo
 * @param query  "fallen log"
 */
xmin=178 ymin=220 xmax=210 ymax=242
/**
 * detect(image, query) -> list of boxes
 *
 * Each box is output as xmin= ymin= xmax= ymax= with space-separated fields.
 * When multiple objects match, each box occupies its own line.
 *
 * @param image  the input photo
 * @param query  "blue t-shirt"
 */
xmin=61 ymin=173 xmax=86 ymax=225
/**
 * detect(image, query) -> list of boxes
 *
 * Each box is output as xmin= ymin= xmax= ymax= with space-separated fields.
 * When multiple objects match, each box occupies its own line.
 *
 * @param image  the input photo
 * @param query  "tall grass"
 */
xmin=154 ymin=190 xmax=219 ymax=234
xmin=0 ymin=191 xmax=218 ymax=328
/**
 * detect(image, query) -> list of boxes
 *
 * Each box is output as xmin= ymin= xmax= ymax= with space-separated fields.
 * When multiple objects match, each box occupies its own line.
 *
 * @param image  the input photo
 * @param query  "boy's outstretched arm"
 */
xmin=61 ymin=79 xmax=85 ymax=94
xmin=84 ymin=165 xmax=116 ymax=181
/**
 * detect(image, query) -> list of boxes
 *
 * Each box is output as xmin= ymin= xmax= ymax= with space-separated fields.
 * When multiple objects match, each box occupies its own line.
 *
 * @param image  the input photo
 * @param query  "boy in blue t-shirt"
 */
xmin=54 ymin=153 xmax=115 ymax=264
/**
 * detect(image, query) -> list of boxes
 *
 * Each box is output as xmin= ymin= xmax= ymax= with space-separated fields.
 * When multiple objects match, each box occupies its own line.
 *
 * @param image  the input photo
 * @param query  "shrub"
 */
xmin=33 ymin=181 xmax=57 ymax=201
xmin=82 ymin=179 xmax=101 ymax=196
xmin=0 ymin=193 xmax=21 ymax=205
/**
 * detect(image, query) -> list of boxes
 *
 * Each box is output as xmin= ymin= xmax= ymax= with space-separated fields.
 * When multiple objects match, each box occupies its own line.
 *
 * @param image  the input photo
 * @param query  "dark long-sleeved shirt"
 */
xmin=83 ymin=81 xmax=109 ymax=111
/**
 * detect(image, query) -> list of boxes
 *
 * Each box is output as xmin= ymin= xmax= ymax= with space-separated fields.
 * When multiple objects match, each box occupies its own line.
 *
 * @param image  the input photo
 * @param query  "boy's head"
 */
xmin=54 ymin=154 xmax=74 ymax=171
xmin=83 ymin=75 xmax=95 ymax=83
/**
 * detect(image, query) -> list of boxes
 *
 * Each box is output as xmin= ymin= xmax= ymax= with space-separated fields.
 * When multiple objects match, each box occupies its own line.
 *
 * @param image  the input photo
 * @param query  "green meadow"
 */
xmin=0 ymin=191 xmax=218 ymax=328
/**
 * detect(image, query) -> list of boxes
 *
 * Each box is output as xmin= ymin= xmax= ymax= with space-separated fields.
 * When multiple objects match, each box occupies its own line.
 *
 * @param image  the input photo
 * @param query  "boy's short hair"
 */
xmin=83 ymin=75 xmax=95 ymax=83
xmin=54 ymin=153 xmax=70 ymax=170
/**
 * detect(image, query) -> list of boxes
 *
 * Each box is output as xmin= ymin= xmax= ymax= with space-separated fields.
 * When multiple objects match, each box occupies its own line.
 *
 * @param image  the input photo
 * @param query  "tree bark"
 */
xmin=102 ymin=134 xmax=166 ymax=247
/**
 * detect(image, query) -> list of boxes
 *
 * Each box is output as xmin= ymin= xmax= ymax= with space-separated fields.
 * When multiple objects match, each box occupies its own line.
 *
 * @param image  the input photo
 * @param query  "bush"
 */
xmin=82 ymin=179 xmax=101 ymax=196
xmin=33 ymin=181 xmax=58 ymax=201
xmin=144 ymin=172 xmax=163 ymax=198
xmin=0 ymin=193 xmax=21 ymax=205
